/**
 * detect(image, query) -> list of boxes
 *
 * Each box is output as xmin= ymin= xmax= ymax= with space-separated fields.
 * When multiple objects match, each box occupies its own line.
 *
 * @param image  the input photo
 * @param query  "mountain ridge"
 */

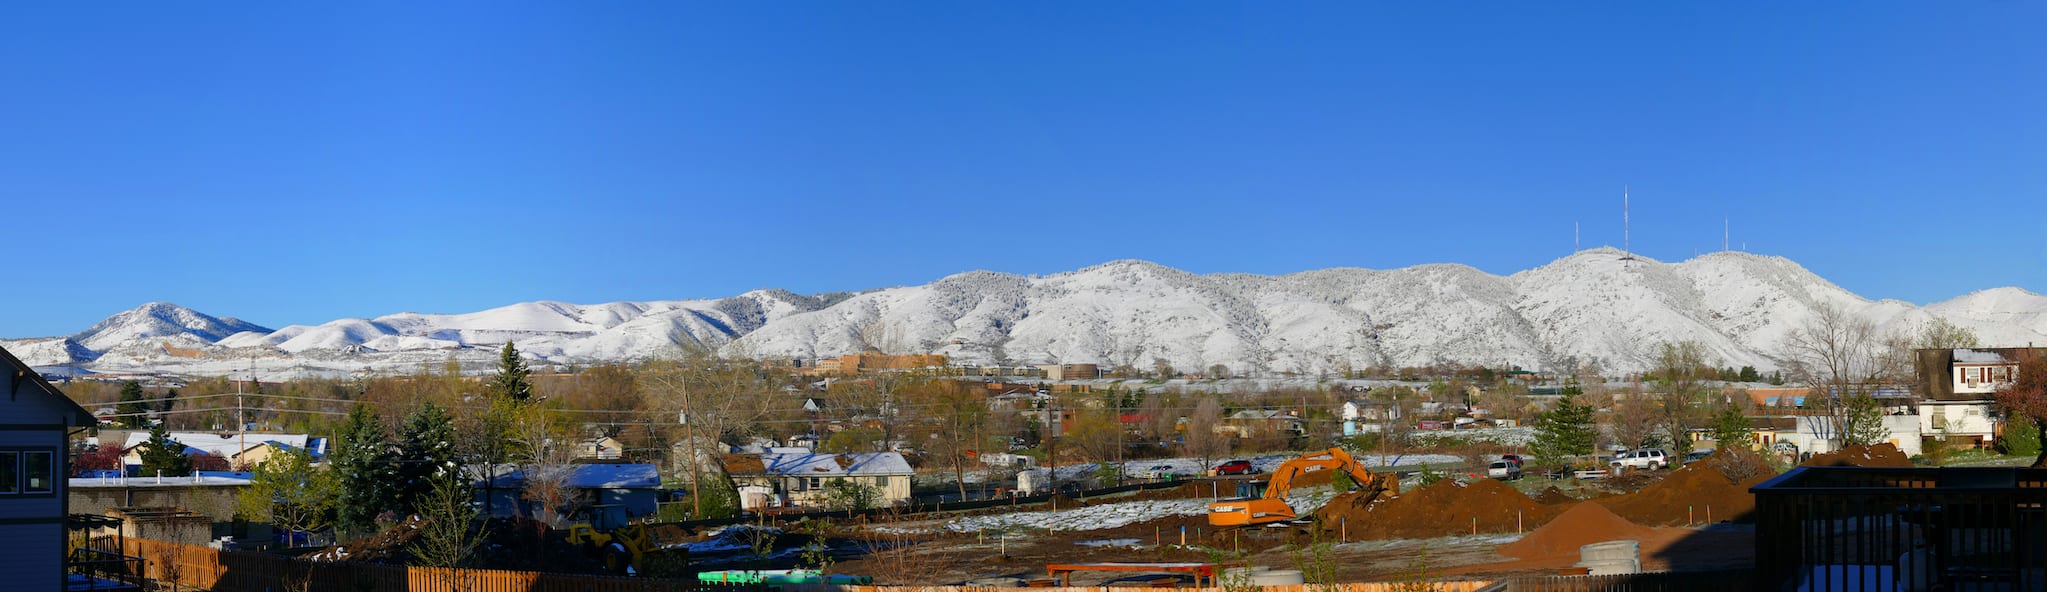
xmin=10 ymin=249 xmax=2047 ymax=378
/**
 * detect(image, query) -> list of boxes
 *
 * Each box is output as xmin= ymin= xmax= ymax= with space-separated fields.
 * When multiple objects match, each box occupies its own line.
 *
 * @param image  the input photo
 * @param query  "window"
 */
xmin=805 ymin=477 xmax=822 ymax=490
xmin=0 ymin=452 xmax=14 ymax=494
xmin=22 ymin=451 xmax=51 ymax=494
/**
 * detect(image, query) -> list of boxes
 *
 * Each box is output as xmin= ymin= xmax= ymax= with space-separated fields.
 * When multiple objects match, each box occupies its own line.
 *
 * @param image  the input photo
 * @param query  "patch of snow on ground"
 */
xmin=928 ymin=488 xmax=1338 ymax=533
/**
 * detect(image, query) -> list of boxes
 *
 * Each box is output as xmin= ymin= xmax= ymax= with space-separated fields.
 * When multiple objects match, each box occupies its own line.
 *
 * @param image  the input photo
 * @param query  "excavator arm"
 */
xmin=1208 ymin=448 xmax=1398 ymax=527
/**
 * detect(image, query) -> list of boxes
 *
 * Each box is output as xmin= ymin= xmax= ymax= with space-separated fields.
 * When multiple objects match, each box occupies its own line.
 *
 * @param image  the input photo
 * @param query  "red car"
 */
xmin=1212 ymin=460 xmax=1256 ymax=475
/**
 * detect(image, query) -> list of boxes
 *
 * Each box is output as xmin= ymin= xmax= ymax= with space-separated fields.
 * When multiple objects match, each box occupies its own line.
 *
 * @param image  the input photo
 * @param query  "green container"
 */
xmin=698 ymin=570 xmax=874 ymax=586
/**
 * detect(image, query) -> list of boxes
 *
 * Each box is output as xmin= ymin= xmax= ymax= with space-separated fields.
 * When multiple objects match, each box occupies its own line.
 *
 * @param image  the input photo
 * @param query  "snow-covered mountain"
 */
xmin=12 ymin=249 xmax=2047 ymax=378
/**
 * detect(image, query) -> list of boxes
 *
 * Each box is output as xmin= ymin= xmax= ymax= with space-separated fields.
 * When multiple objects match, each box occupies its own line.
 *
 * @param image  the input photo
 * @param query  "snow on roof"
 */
xmin=1954 ymin=349 xmax=2014 ymax=364
xmin=122 ymin=432 xmax=309 ymax=458
xmin=748 ymin=452 xmax=913 ymax=477
xmin=485 ymin=464 xmax=661 ymax=489
xmin=70 ymin=475 xmax=251 ymax=488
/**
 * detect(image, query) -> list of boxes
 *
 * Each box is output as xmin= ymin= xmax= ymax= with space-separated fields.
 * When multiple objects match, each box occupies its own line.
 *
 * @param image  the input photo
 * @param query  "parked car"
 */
xmin=1499 ymin=454 xmax=1524 ymax=467
xmin=1684 ymin=450 xmax=1712 ymax=465
xmin=1129 ymin=463 xmax=1178 ymax=479
xmin=1212 ymin=460 xmax=1256 ymax=475
xmin=1611 ymin=448 xmax=1672 ymax=471
xmin=1486 ymin=460 xmax=1523 ymax=481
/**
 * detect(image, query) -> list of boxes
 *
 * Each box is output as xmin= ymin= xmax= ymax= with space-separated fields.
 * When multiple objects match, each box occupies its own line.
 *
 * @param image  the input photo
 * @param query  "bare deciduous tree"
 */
xmin=1781 ymin=303 xmax=1890 ymax=451
xmin=1182 ymin=396 xmax=1229 ymax=470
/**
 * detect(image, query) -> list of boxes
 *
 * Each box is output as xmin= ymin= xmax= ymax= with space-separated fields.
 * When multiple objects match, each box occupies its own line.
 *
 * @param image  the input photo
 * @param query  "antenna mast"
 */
xmin=1724 ymin=216 xmax=1730 ymax=251
xmin=1623 ymin=185 xmax=1630 ymax=255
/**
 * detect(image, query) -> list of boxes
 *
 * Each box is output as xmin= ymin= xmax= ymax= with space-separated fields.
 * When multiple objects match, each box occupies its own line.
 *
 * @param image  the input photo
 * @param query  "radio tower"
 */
xmin=1620 ymin=185 xmax=1634 ymax=261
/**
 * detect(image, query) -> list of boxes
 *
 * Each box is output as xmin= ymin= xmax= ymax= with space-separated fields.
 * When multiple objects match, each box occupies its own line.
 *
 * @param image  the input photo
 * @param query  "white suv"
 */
xmin=1610 ymin=449 xmax=1671 ymax=471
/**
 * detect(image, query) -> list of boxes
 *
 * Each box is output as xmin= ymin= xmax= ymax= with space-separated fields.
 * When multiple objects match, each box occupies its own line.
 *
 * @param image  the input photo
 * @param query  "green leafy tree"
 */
xmin=116 ymin=381 xmax=149 ymax=428
xmin=1531 ymin=395 xmax=1596 ymax=467
xmin=490 ymin=342 xmax=533 ymax=402
xmin=1652 ymin=341 xmax=1710 ymax=458
xmin=137 ymin=423 xmax=193 ymax=477
xmin=395 ymin=401 xmax=458 ymax=517
xmin=236 ymin=447 xmax=337 ymax=538
xmin=1999 ymin=418 xmax=2042 ymax=459
xmin=1994 ymin=356 xmax=2047 ymax=467
xmin=332 ymin=404 xmax=397 ymax=534
xmin=1711 ymin=405 xmax=1752 ymax=451
xmin=412 ymin=470 xmax=484 ymax=592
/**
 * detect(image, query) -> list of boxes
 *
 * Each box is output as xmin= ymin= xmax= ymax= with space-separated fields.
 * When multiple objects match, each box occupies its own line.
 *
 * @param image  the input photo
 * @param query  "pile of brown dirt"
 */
xmin=1533 ymin=486 xmax=1577 ymax=505
xmin=1595 ymin=449 xmax=1777 ymax=526
xmin=1801 ymin=443 xmax=1912 ymax=467
xmin=1319 ymin=478 xmax=1561 ymax=540
xmin=1496 ymin=501 xmax=1657 ymax=561
xmin=306 ymin=515 xmax=427 ymax=562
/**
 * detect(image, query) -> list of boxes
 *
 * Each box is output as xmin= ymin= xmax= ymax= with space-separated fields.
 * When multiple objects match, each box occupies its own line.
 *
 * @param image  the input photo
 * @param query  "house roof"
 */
xmin=0 ymin=345 xmax=95 ymax=427
xmin=731 ymin=451 xmax=913 ymax=477
xmin=485 ymin=463 xmax=660 ymax=489
xmin=1954 ymin=349 xmax=2013 ymax=364
xmin=123 ymin=432 xmax=308 ymax=458
xmin=1229 ymin=409 xmax=1299 ymax=421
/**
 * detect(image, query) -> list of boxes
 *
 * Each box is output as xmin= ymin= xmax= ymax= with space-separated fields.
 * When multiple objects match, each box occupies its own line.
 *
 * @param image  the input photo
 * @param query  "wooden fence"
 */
xmin=122 ymin=538 xmax=713 ymax=592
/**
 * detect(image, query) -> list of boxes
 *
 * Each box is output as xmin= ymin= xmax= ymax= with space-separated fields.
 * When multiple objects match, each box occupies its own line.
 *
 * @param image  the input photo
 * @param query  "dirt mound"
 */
xmin=307 ymin=515 xmax=426 ymax=563
xmin=1533 ymin=486 xmax=1576 ymax=505
xmin=1497 ymin=501 xmax=1657 ymax=560
xmin=1595 ymin=449 xmax=1777 ymax=526
xmin=1122 ymin=481 xmax=1214 ymax=502
xmin=1802 ymin=443 xmax=1911 ymax=467
xmin=1319 ymin=478 xmax=1560 ymax=540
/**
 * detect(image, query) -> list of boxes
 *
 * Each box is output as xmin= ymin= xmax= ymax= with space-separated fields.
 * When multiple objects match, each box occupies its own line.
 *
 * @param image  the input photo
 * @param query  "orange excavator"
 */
xmin=1206 ymin=447 xmax=1399 ymax=526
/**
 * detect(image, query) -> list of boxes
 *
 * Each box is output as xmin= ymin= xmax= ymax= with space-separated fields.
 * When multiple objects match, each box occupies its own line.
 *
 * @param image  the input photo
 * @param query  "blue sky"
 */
xmin=3 ymin=3 xmax=2042 ymax=336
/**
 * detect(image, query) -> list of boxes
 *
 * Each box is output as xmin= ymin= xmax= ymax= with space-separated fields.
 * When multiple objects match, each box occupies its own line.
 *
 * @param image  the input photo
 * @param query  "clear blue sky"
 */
xmin=4 ymin=3 xmax=2042 ymax=336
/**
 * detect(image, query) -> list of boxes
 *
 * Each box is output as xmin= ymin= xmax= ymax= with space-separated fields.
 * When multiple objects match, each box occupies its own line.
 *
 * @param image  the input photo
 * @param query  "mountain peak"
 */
xmin=71 ymin=302 xmax=271 ymax=352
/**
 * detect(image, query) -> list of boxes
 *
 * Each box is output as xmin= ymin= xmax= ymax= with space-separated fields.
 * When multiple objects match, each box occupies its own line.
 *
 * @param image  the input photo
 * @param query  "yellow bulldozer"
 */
xmin=1205 ymin=447 xmax=1398 ymax=527
xmin=563 ymin=505 xmax=687 ymax=575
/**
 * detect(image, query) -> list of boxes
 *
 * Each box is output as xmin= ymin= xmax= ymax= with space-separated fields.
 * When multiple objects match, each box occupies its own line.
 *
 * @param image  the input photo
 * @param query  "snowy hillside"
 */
xmin=12 ymin=249 xmax=2047 ymax=379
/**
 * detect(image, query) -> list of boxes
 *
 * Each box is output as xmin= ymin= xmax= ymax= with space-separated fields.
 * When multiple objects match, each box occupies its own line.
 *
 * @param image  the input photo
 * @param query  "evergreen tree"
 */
xmin=116 ymin=381 xmax=149 ymax=428
xmin=1711 ymin=405 xmax=1752 ymax=451
xmin=159 ymin=388 xmax=180 ymax=414
xmin=332 ymin=404 xmax=397 ymax=534
xmin=1843 ymin=395 xmax=1889 ymax=447
xmin=1531 ymin=395 xmax=1596 ymax=467
xmin=1738 ymin=366 xmax=1761 ymax=383
xmin=489 ymin=342 xmax=533 ymax=402
xmin=137 ymin=423 xmax=193 ymax=477
xmin=394 ymin=402 xmax=458 ymax=517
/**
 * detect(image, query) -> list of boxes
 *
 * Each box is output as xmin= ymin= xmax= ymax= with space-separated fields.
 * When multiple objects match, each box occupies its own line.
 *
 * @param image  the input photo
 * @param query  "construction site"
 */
xmin=89 ymin=443 xmax=1899 ymax=592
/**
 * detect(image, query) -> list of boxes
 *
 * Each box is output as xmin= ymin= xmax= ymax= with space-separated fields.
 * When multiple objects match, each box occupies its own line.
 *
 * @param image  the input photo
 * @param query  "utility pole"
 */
xmin=680 ymin=373 xmax=700 ymax=518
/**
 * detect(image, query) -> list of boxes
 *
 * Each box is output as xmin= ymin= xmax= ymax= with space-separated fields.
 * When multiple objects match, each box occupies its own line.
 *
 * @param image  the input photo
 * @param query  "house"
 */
xmin=1746 ymin=388 xmax=1811 ymax=409
xmin=477 ymin=463 xmax=662 ymax=520
xmin=1758 ymin=411 xmax=1923 ymax=457
xmin=0 ymin=344 xmax=98 ymax=590
xmin=576 ymin=436 xmax=625 ymax=460
xmin=118 ymin=432 xmax=312 ymax=473
xmin=1035 ymin=364 xmax=1100 ymax=381
xmin=1340 ymin=400 xmax=1400 ymax=436
xmin=723 ymin=451 xmax=914 ymax=511
xmin=1219 ymin=409 xmax=1304 ymax=439
xmin=1915 ymin=347 xmax=2046 ymax=449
